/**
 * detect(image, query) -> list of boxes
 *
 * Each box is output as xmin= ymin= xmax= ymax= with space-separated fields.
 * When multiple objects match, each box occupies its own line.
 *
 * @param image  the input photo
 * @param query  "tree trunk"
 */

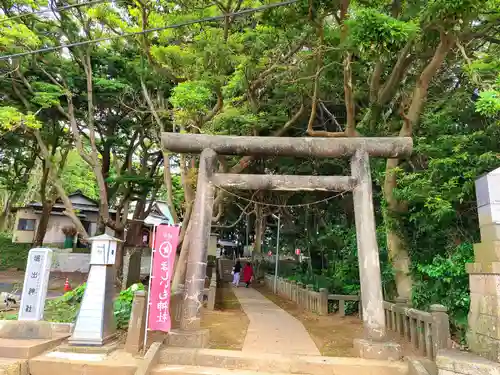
xmin=172 ymin=219 xmax=192 ymax=292
xmin=254 ymin=203 xmax=264 ymax=253
xmin=115 ymin=228 xmax=125 ymax=280
xmin=383 ymin=33 xmax=453 ymax=301
xmin=125 ymin=199 xmax=146 ymax=246
xmin=33 ymin=201 xmax=55 ymax=247
xmin=0 ymin=193 xmax=13 ymax=232
xmin=162 ymin=151 xmax=180 ymax=223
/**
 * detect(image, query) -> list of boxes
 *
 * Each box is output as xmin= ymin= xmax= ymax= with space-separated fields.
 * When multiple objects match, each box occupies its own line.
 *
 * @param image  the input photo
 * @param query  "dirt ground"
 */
xmin=254 ymin=285 xmax=419 ymax=357
xmin=201 ymin=284 xmax=249 ymax=350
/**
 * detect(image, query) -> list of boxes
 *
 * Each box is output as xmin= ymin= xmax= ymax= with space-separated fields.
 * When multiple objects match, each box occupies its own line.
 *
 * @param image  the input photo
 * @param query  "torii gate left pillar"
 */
xmin=162 ymin=133 xmax=412 ymax=358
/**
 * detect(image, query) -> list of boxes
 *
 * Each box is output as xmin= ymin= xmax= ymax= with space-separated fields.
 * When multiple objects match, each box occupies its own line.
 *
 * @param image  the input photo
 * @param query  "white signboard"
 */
xmin=18 ymin=248 xmax=52 ymax=321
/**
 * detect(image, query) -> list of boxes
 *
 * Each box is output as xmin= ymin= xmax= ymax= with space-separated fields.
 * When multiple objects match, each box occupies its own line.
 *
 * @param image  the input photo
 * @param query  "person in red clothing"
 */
xmin=242 ymin=262 xmax=254 ymax=288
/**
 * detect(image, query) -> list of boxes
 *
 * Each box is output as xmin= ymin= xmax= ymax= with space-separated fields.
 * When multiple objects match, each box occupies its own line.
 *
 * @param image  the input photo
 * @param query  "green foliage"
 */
xmin=0 ymin=107 xmax=41 ymax=132
xmin=114 ymin=283 xmax=146 ymax=329
xmin=170 ymin=81 xmax=213 ymax=112
xmin=475 ymin=90 xmax=500 ymax=117
xmin=30 ymin=82 xmax=65 ymax=109
xmin=0 ymin=233 xmax=31 ymax=271
xmin=347 ymin=9 xmax=418 ymax=56
xmin=60 ymin=151 xmax=99 ymax=200
xmin=421 ymin=0 xmax=481 ymax=28
xmin=413 ymin=243 xmax=473 ymax=342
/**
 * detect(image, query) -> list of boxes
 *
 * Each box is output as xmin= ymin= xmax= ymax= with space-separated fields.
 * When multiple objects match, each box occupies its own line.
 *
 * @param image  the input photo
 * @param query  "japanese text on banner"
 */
xmin=147 ymin=225 xmax=180 ymax=332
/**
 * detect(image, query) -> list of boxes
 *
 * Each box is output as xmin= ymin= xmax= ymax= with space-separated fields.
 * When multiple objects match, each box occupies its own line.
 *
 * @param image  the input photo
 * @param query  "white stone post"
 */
xmin=69 ymin=234 xmax=120 ymax=346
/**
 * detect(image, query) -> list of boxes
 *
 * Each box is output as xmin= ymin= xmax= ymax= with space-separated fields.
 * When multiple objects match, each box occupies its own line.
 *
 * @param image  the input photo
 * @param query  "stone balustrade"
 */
xmin=328 ymin=294 xmax=362 ymax=318
xmin=383 ymin=301 xmax=451 ymax=359
xmin=264 ymin=275 xmax=327 ymax=316
xmin=264 ymin=274 xmax=451 ymax=360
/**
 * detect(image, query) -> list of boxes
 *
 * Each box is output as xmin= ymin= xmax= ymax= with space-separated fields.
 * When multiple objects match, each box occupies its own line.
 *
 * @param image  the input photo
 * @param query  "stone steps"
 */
xmin=28 ymin=350 xmax=139 ymax=375
xmin=0 ymin=357 xmax=26 ymax=375
xmin=159 ymin=347 xmax=408 ymax=375
xmin=152 ymin=364 xmax=309 ymax=375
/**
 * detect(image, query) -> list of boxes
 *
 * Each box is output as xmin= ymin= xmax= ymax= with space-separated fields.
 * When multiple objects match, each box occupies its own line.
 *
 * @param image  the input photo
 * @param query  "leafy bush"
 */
xmin=114 ymin=283 xmax=145 ymax=329
xmin=412 ymin=242 xmax=473 ymax=342
xmin=0 ymin=282 xmax=145 ymax=330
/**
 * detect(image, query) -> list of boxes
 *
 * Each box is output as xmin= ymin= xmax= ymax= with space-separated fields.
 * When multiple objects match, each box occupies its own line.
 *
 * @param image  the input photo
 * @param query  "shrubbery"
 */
xmin=0 ymin=282 xmax=145 ymax=329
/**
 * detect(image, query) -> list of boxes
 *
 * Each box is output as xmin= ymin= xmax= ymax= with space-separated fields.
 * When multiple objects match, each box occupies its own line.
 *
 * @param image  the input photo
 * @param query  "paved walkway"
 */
xmin=232 ymin=286 xmax=320 ymax=356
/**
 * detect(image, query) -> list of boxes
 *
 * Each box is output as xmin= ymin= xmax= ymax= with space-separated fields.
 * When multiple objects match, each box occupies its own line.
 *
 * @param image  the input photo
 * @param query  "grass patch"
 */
xmin=201 ymin=283 xmax=249 ymax=350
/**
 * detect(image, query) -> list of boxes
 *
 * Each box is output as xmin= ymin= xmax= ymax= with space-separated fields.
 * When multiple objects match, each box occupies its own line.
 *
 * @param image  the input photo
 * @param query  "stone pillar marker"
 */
xmin=18 ymin=248 xmax=53 ymax=321
xmin=467 ymin=166 xmax=500 ymax=361
xmin=69 ymin=234 xmax=120 ymax=346
xmin=125 ymin=290 xmax=147 ymax=355
xmin=351 ymin=150 xmax=402 ymax=360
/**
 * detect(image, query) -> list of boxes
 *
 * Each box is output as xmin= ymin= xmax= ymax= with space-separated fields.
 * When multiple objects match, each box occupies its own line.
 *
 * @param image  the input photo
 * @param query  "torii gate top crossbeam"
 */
xmin=161 ymin=133 xmax=413 ymax=158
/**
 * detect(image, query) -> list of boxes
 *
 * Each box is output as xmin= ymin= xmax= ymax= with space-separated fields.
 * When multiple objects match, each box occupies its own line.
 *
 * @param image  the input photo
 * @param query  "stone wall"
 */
xmin=436 ymin=349 xmax=500 ymax=375
xmin=50 ymin=252 xmax=90 ymax=273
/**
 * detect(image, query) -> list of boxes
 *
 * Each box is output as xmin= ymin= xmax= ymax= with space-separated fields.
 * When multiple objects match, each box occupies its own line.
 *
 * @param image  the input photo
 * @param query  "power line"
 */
xmin=0 ymin=0 xmax=115 ymax=24
xmin=0 ymin=0 xmax=298 ymax=61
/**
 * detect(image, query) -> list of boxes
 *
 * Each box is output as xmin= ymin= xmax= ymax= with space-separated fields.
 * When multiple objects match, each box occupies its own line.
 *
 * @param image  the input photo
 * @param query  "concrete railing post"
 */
xmin=306 ymin=285 xmax=313 ymax=311
xmin=290 ymin=280 xmax=297 ymax=302
xmin=431 ymin=304 xmax=451 ymax=355
xmin=319 ymin=288 xmax=328 ymax=315
xmin=125 ymin=290 xmax=147 ymax=355
xmin=339 ymin=300 xmax=346 ymax=317
xmin=297 ymin=282 xmax=304 ymax=307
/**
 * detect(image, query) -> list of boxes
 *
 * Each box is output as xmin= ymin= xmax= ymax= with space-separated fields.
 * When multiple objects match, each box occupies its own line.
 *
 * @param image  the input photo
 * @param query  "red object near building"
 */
xmin=268 ymin=251 xmax=272 ymax=256
xmin=64 ymin=277 xmax=72 ymax=292
xmin=295 ymin=248 xmax=301 ymax=255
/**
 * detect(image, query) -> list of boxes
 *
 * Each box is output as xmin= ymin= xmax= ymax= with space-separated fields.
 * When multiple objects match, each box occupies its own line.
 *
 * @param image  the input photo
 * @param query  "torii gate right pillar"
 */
xmin=351 ymin=150 xmax=402 ymax=360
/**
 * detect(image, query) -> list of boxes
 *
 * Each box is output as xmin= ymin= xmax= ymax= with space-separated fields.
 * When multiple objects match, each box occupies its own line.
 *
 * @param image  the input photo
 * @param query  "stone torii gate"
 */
xmin=162 ymin=133 xmax=412 ymax=359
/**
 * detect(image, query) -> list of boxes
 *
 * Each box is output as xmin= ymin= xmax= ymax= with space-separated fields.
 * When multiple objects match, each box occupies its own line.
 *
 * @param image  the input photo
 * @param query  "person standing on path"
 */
xmin=232 ymin=260 xmax=242 ymax=287
xmin=243 ymin=262 xmax=254 ymax=288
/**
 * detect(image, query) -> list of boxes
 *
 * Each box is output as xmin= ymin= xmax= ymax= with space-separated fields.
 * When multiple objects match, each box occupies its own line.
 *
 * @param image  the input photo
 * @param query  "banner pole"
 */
xmin=143 ymin=224 xmax=157 ymax=352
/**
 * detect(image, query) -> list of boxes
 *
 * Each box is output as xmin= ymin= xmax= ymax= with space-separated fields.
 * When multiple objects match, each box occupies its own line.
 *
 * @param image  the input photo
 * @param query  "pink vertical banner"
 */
xmin=148 ymin=224 xmax=180 ymax=332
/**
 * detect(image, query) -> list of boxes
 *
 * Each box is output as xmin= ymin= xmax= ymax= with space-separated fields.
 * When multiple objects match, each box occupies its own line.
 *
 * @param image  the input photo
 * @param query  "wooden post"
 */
xmin=181 ymin=148 xmax=218 ymax=331
xmin=351 ymin=150 xmax=386 ymax=341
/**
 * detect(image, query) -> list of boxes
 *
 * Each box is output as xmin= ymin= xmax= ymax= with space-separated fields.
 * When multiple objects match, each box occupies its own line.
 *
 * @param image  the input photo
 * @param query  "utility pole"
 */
xmin=273 ymin=214 xmax=280 ymax=294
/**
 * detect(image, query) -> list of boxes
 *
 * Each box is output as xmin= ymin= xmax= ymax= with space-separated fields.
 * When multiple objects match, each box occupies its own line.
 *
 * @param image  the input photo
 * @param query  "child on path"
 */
xmin=243 ymin=262 xmax=254 ymax=288
xmin=232 ymin=260 xmax=242 ymax=287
